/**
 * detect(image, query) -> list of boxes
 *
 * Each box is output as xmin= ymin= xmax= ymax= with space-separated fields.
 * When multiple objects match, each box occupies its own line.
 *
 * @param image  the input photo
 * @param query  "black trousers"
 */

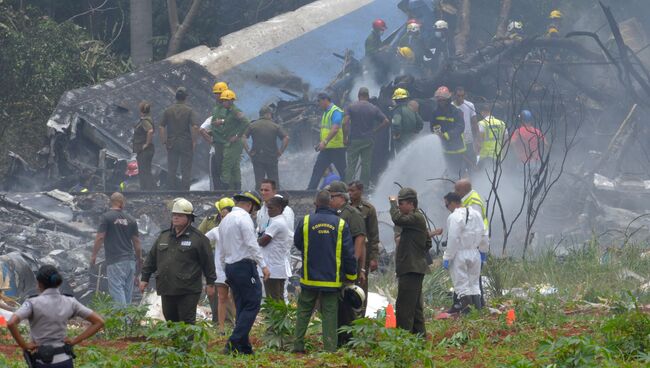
xmin=396 ymin=272 xmax=426 ymax=335
xmin=35 ymin=360 xmax=74 ymax=368
xmin=161 ymin=293 xmax=201 ymax=324
xmin=167 ymin=146 xmax=193 ymax=191
xmin=136 ymin=146 xmax=155 ymax=190
xmin=210 ymin=144 xmax=225 ymax=190
xmin=307 ymin=148 xmax=346 ymax=190
xmin=252 ymin=159 xmax=279 ymax=189
xmin=225 ymin=259 xmax=262 ymax=354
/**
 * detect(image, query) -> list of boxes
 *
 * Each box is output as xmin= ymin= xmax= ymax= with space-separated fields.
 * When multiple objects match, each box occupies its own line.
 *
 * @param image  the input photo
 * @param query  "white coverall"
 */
xmin=443 ymin=207 xmax=488 ymax=297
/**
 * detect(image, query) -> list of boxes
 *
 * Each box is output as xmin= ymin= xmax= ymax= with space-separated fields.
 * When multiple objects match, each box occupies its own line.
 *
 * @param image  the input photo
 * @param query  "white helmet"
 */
xmin=171 ymin=198 xmax=194 ymax=215
xmin=342 ymin=284 xmax=366 ymax=313
xmin=507 ymin=21 xmax=523 ymax=33
xmin=434 ymin=20 xmax=448 ymax=30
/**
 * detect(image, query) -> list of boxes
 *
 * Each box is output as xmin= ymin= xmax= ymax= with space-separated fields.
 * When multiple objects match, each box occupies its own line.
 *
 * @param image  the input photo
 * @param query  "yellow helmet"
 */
xmin=215 ymin=197 xmax=235 ymax=212
xmin=547 ymin=26 xmax=559 ymax=35
xmin=220 ymin=89 xmax=237 ymax=101
xmin=171 ymin=198 xmax=194 ymax=215
xmin=233 ymin=191 xmax=262 ymax=209
xmin=398 ymin=47 xmax=415 ymax=60
xmin=212 ymin=81 xmax=229 ymax=94
xmin=549 ymin=10 xmax=562 ymax=19
xmin=392 ymin=88 xmax=409 ymax=100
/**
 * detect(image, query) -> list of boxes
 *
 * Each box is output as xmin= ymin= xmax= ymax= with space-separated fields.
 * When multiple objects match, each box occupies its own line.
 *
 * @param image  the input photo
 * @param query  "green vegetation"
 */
xmin=1 ymin=244 xmax=648 ymax=367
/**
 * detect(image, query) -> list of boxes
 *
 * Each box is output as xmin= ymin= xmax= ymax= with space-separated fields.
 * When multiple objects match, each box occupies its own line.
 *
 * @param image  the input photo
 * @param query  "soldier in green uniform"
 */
xmin=212 ymin=89 xmax=249 ymax=191
xmin=325 ymin=181 xmax=366 ymax=346
xmin=160 ymin=87 xmax=199 ymax=191
xmin=140 ymin=198 xmax=217 ymax=324
xmin=347 ymin=180 xmax=379 ymax=316
xmin=389 ymin=187 xmax=431 ymax=336
xmin=391 ymin=88 xmax=423 ymax=154
xmin=133 ymin=101 xmax=155 ymax=190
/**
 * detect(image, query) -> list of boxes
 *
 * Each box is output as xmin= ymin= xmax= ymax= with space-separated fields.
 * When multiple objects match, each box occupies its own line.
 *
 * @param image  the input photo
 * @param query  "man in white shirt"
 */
xmin=257 ymin=196 xmax=292 ymax=301
xmin=440 ymin=192 xmax=487 ymax=314
xmin=218 ymin=191 xmax=270 ymax=355
xmin=452 ymin=87 xmax=479 ymax=169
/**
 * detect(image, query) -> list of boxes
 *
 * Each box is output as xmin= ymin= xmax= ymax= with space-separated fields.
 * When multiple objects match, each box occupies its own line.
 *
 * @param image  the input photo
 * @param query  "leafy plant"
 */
xmin=89 ymin=292 xmax=152 ymax=339
xmin=339 ymin=318 xmax=433 ymax=368
xmin=260 ymin=297 xmax=297 ymax=350
xmin=538 ymin=335 xmax=613 ymax=367
xmin=601 ymin=305 xmax=650 ymax=359
xmin=437 ymin=331 xmax=469 ymax=348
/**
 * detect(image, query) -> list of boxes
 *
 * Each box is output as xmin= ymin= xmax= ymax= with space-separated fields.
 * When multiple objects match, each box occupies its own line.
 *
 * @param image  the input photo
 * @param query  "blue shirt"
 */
xmin=326 ymin=104 xmax=343 ymax=126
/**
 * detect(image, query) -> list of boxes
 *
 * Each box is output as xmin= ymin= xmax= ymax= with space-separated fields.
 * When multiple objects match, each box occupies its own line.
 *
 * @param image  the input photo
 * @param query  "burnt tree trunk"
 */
xmin=495 ymin=0 xmax=512 ymax=38
xmin=130 ymin=0 xmax=153 ymax=66
xmin=454 ymin=0 xmax=471 ymax=55
xmin=166 ymin=0 xmax=202 ymax=57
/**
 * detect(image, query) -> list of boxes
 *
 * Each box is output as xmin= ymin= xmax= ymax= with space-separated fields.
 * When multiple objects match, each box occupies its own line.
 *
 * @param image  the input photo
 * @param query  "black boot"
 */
xmin=447 ymin=292 xmax=460 ymax=313
xmin=471 ymin=295 xmax=482 ymax=310
xmin=459 ymin=295 xmax=472 ymax=315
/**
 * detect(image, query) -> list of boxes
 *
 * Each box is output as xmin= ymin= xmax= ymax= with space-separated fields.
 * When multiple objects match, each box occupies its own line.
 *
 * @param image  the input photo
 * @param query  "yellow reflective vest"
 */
xmin=320 ymin=104 xmax=345 ymax=149
xmin=478 ymin=116 xmax=507 ymax=159
xmin=463 ymin=190 xmax=488 ymax=231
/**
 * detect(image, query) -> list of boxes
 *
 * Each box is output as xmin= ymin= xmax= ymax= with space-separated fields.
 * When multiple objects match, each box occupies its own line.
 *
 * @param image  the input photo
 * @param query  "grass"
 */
xmin=1 ymin=243 xmax=648 ymax=367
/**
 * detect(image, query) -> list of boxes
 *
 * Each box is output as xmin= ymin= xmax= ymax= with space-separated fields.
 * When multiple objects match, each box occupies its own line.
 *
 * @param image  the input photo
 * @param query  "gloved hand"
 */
xmin=480 ymin=252 xmax=487 ymax=263
xmin=442 ymin=260 xmax=449 ymax=270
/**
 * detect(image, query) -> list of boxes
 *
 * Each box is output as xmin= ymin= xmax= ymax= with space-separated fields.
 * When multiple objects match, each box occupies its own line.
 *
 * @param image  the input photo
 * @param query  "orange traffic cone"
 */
xmin=0 ymin=315 xmax=7 ymax=328
xmin=385 ymin=304 xmax=396 ymax=328
xmin=506 ymin=309 xmax=516 ymax=326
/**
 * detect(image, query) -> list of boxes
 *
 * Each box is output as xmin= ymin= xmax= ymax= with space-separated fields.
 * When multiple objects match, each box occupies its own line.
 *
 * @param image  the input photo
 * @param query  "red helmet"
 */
xmin=125 ymin=161 xmax=139 ymax=176
xmin=434 ymin=86 xmax=452 ymax=99
xmin=372 ymin=19 xmax=387 ymax=31
xmin=407 ymin=18 xmax=419 ymax=25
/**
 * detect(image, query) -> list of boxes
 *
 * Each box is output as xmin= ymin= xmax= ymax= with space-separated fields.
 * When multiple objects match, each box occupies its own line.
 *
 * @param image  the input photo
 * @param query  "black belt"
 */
xmin=230 ymin=258 xmax=256 ymax=266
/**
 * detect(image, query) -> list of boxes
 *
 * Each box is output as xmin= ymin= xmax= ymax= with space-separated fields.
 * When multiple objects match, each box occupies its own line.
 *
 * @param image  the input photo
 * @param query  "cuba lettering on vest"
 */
xmin=301 ymin=215 xmax=352 ymax=287
xmin=320 ymin=105 xmax=345 ymax=149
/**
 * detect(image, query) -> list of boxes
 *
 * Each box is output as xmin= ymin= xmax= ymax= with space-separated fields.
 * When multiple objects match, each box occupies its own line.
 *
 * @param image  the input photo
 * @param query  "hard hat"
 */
xmin=406 ymin=22 xmax=421 ymax=33
xmin=547 ymin=26 xmax=559 ymax=35
xmin=434 ymin=20 xmax=448 ymax=30
xmin=125 ymin=161 xmax=139 ymax=177
xmin=434 ymin=86 xmax=452 ymax=99
xmin=215 ymin=197 xmax=235 ymax=212
xmin=406 ymin=18 xmax=419 ymax=25
xmin=372 ymin=18 xmax=387 ymax=31
xmin=172 ymin=198 xmax=194 ymax=215
xmin=519 ymin=110 xmax=533 ymax=122
xmin=341 ymin=284 xmax=365 ymax=313
xmin=392 ymin=88 xmax=409 ymax=100
xmin=220 ymin=89 xmax=237 ymax=101
xmin=212 ymin=81 xmax=229 ymax=94
xmin=233 ymin=191 xmax=262 ymax=209
xmin=325 ymin=180 xmax=348 ymax=194
xmin=398 ymin=47 xmax=415 ymax=60
xmin=397 ymin=187 xmax=418 ymax=201
xmin=507 ymin=21 xmax=523 ymax=33
xmin=549 ymin=10 xmax=563 ymax=19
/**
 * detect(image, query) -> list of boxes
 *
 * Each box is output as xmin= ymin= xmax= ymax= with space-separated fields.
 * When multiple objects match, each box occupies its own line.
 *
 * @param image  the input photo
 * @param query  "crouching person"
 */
xmin=293 ymin=190 xmax=357 ymax=353
xmin=8 ymin=265 xmax=105 ymax=368
xmin=441 ymin=192 xmax=487 ymax=313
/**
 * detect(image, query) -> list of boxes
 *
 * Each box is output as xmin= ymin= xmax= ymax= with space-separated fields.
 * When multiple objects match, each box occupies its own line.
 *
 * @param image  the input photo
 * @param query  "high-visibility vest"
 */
xmin=320 ymin=104 xmax=345 ymax=149
xmin=433 ymin=115 xmax=466 ymax=154
xmin=479 ymin=116 xmax=507 ymax=159
xmin=300 ymin=214 xmax=355 ymax=288
xmin=463 ymin=190 xmax=488 ymax=231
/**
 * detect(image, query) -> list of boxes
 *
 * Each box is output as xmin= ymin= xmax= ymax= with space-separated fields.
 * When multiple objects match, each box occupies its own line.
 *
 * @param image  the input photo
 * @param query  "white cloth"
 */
xmin=206 ymin=227 xmax=227 ymax=283
xmin=261 ymin=215 xmax=292 ymax=279
xmin=452 ymin=99 xmax=477 ymax=143
xmin=443 ymin=207 xmax=486 ymax=297
xmin=200 ymin=117 xmax=212 ymax=130
xmin=218 ymin=207 xmax=267 ymax=269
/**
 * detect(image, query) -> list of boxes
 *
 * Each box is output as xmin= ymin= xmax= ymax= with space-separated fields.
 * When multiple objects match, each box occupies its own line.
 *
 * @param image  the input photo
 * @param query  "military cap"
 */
xmin=325 ymin=180 xmax=348 ymax=194
xmin=398 ymin=187 xmax=418 ymax=200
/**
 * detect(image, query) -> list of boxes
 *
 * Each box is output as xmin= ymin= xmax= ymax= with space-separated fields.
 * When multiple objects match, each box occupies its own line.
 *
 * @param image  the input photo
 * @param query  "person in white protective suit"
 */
xmin=441 ymin=192 xmax=488 ymax=314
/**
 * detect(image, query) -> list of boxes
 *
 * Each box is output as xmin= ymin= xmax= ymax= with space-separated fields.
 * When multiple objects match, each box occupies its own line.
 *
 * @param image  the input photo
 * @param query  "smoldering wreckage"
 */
xmin=2 ymin=1 xmax=650 ymax=319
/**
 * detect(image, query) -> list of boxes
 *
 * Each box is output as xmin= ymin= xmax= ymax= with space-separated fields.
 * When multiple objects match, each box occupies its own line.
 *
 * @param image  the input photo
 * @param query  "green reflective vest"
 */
xmin=479 ymin=116 xmax=507 ymax=159
xmin=320 ymin=104 xmax=344 ymax=149
xmin=463 ymin=190 xmax=488 ymax=231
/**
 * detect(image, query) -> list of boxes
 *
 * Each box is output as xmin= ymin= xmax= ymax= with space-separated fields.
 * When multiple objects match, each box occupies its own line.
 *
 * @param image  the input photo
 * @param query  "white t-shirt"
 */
xmin=452 ymin=100 xmax=477 ymax=143
xmin=206 ymin=227 xmax=227 ymax=284
xmin=261 ymin=215 xmax=292 ymax=279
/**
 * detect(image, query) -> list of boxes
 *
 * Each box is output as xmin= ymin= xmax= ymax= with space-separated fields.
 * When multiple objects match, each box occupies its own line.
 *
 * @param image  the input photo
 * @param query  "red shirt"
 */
xmin=510 ymin=125 xmax=545 ymax=162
